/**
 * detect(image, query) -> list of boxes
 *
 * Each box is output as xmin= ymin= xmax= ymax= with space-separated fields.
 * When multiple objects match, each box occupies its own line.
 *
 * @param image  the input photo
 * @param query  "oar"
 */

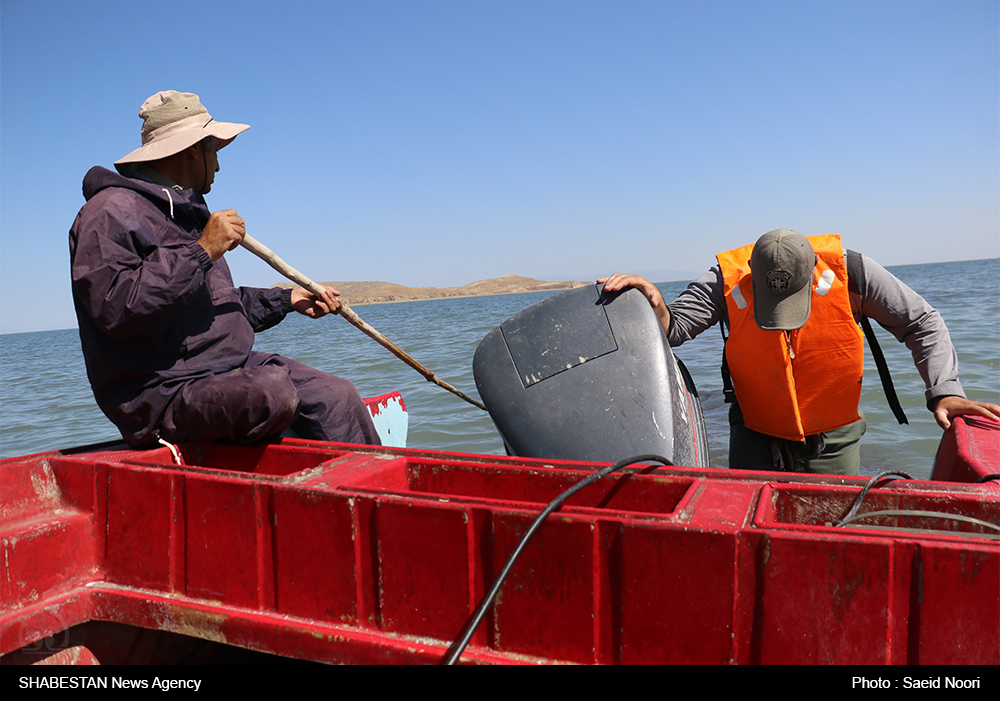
xmin=240 ymin=234 xmax=487 ymax=411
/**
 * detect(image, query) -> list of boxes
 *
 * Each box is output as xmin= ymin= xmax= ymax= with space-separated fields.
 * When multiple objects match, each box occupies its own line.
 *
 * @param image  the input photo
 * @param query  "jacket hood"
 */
xmin=84 ymin=165 xmax=160 ymax=201
xmin=81 ymin=166 xmax=208 ymax=227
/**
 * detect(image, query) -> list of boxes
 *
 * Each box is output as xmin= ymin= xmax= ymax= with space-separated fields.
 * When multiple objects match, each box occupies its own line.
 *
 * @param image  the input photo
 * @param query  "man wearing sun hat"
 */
xmin=600 ymin=229 xmax=1000 ymax=474
xmin=69 ymin=91 xmax=381 ymax=449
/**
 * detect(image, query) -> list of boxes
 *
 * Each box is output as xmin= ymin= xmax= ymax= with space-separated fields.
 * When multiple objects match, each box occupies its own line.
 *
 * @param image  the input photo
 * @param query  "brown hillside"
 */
xmin=272 ymin=275 xmax=589 ymax=306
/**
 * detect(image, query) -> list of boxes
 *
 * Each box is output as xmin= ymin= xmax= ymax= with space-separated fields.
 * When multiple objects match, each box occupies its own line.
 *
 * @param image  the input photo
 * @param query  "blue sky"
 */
xmin=1 ymin=0 xmax=997 ymax=334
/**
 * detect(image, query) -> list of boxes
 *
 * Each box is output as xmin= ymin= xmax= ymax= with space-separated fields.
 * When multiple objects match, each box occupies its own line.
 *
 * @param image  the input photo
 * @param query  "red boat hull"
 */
xmin=2 ymin=416 xmax=998 ymax=665
xmin=932 ymin=415 xmax=1000 ymax=483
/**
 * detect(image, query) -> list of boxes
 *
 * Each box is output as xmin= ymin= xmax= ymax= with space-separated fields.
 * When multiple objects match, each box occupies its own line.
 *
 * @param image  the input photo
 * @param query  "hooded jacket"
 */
xmin=69 ymin=166 xmax=292 ymax=446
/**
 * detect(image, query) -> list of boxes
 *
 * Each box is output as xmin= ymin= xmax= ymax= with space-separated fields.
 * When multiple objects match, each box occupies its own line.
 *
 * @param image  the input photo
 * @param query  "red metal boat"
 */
xmin=1 ymin=395 xmax=997 ymax=665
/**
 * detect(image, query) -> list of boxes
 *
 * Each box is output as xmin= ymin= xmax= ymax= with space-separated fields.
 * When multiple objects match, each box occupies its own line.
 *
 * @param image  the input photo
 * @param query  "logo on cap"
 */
xmin=765 ymin=269 xmax=793 ymax=294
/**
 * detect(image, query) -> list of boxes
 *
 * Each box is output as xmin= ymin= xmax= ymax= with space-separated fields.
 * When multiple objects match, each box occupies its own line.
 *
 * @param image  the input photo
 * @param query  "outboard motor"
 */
xmin=473 ymin=283 xmax=710 ymax=466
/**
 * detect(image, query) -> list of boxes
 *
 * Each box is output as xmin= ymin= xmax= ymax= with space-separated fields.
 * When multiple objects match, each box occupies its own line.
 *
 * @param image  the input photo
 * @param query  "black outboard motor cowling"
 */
xmin=473 ymin=284 xmax=710 ymax=466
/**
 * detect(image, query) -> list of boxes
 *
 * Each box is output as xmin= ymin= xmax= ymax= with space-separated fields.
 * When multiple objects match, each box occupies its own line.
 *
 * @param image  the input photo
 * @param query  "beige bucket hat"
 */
xmin=115 ymin=91 xmax=249 ymax=168
xmin=750 ymin=229 xmax=816 ymax=330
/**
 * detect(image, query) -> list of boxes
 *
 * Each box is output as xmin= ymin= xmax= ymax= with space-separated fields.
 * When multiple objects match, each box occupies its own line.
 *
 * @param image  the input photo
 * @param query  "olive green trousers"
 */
xmin=728 ymin=403 xmax=866 ymax=476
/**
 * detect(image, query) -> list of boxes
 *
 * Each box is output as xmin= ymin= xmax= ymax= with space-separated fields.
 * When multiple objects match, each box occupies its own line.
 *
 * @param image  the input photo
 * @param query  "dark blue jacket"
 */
xmin=69 ymin=166 xmax=292 ymax=446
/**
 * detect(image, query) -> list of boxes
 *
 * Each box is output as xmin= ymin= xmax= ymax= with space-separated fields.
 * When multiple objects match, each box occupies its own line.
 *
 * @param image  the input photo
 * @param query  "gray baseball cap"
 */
xmin=750 ymin=229 xmax=815 ymax=330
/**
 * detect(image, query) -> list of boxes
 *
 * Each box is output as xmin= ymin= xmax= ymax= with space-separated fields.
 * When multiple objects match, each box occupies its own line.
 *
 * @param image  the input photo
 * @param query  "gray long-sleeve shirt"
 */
xmin=665 ymin=251 xmax=965 ymax=408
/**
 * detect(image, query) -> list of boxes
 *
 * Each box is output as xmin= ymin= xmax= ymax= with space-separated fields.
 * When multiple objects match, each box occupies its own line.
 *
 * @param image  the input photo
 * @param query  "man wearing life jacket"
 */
xmin=600 ymin=229 xmax=1000 ymax=475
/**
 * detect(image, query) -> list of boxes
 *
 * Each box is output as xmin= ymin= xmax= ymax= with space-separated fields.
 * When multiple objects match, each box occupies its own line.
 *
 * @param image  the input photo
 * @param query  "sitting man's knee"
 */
xmin=162 ymin=366 xmax=302 ymax=444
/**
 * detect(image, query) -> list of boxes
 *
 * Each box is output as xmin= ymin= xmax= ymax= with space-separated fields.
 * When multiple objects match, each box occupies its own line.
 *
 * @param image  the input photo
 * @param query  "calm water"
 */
xmin=2 ymin=258 xmax=997 ymax=479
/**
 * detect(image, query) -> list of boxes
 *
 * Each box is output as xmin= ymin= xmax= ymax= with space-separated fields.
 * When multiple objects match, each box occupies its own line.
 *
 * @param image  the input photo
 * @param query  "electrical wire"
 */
xmin=441 ymin=453 xmax=671 ymax=665
xmin=830 ymin=469 xmax=999 ymax=536
xmin=834 ymin=509 xmax=1000 ymax=534
xmin=830 ymin=470 xmax=913 ymax=527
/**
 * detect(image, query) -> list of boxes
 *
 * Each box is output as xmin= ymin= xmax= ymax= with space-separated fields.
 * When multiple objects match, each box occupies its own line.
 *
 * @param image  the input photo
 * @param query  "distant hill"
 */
xmin=272 ymin=274 xmax=589 ymax=306
xmin=546 ymin=268 xmax=700 ymax=285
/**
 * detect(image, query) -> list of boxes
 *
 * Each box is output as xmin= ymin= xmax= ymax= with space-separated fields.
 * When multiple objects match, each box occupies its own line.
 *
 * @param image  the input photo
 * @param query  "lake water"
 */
xmin=2 ymin=258 xmax=997 ymax=479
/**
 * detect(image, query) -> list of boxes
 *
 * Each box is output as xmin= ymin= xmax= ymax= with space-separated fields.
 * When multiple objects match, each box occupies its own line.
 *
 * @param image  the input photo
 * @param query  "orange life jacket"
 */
xmin=718 ymin=234 xmax=864 ymax=442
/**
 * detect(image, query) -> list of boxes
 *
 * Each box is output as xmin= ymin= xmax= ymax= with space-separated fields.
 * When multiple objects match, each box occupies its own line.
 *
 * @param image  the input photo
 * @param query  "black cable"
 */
xmin=830 ymin=470 xmax=913 ymax=527
xmin=828 ymin=470 xmax=1000 ymax=536
xmin=441 ymin=453 xmax=671 ymax=665
xmin=833 ymin=509 xmax=1000 ymax=534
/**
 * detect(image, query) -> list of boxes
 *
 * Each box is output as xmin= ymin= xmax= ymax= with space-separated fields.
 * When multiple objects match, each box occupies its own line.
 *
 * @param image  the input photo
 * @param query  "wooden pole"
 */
xmin=240 ymin=234 xmax=487 ymax=411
